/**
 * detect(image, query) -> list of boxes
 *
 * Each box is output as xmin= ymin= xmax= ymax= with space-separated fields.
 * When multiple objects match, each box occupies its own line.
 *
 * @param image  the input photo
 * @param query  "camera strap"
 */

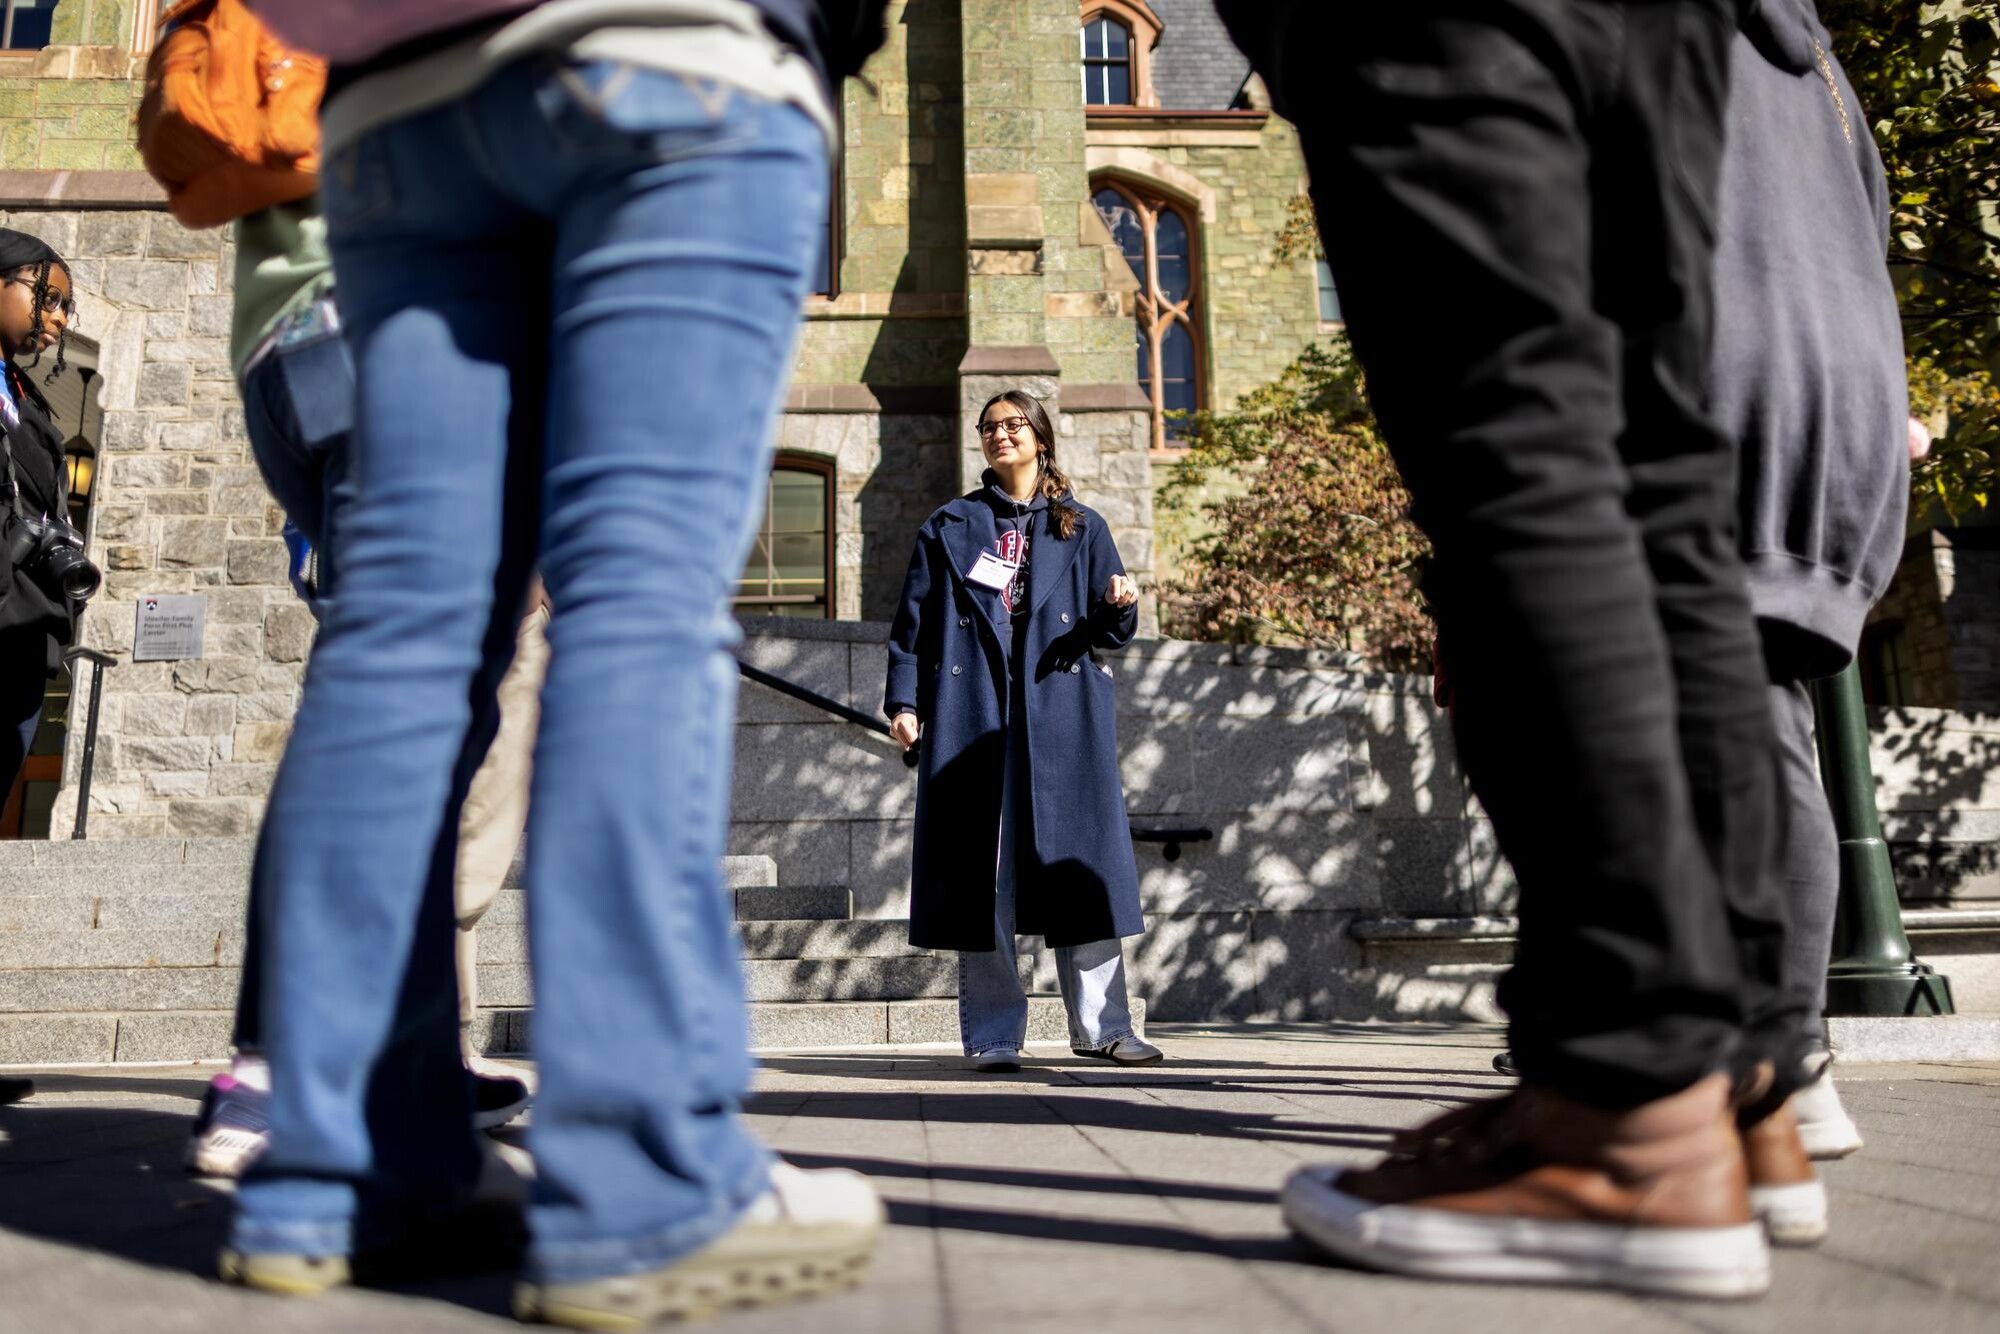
xmin=0 ymin=425 xmax=27 ymax=526
xmin=0 ymin=363 xmax=53 ymax=527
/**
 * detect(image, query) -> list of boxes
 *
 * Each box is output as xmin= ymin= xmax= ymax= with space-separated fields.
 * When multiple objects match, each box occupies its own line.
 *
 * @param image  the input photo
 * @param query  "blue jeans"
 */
xmin=232 ymin=328 xmax=356 ymax=1051
xmin=959 ymin=714 xmax=1136 ymax=1056
xmin=231 ymin=58 xmax=828 ymax=1284
xmin=240 ymin=319 xmax=354 ymax=606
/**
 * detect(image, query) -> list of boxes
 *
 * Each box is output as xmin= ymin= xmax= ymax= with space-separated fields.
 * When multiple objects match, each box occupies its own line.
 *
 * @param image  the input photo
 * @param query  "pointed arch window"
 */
xmin=1092 ymin=180 xmax=1202 ymax=450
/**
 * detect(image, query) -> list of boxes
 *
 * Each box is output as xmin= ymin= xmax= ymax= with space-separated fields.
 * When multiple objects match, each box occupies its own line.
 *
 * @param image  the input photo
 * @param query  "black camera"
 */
xmin=6 ymin=509 xmax=100 ymax=602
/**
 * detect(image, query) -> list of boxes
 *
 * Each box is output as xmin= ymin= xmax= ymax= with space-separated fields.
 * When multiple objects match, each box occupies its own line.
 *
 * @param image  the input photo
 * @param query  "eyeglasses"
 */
xmin=6 ymin=278 xmax=75 ymax=319
xmin=977 ymin=416 xmax=1031 ymax=438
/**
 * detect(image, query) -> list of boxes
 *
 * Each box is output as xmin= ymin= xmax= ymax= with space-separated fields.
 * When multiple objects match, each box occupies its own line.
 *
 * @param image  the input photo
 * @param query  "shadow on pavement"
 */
xmin=745 ymin=1089 xmax=1406 ymax=1149
xmin=758 ymin=1052 xmax=1512 ymax=1090
xmin=886 ymin=1197 xmax=1320 ymax=1264
xmin=784 ymin=1150 xmax=1282 ymax=1204
xmin=0 ymin=1101 xmax=517 ymax=1321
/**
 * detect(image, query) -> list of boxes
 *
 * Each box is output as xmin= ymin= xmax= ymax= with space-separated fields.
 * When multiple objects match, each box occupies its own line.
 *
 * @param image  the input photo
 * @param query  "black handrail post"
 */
xmin=64 ymin=648 xmax=116 ymax=841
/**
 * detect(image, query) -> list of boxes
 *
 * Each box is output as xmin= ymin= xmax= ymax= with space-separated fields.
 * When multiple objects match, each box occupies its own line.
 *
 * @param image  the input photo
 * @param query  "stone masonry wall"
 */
xmin=792 ymin=0 xmax=967 ymax=389
xmin=774 ymin=410 xmax=958 ymax=623
xmin=1 ymin=0 xmax=149 ymax=172
xmin=732 ymin=619 xmax=2000 ymax=1022
xmin=1870 ymin=532 xmax=1969 ymax=710
xmin=1936 ymin=534 xmax=2000 ymax=711
xmin=1180 ymin=117 xmax=1320 ymax=414
xmin=6 ymin=206 xmax=307 ymax=840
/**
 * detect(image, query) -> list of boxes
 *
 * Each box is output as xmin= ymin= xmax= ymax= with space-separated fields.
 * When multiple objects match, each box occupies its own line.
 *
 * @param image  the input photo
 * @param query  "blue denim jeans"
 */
xmin=231 ymin=58 xmax=828 ymax=1284
xmin=231 ymin=328 xmax=356 ymax=1052
xmin=240 ymin=318 xmax=354 ymax=606
xmin=959 ymin=715 xmax=1136 ymax=1056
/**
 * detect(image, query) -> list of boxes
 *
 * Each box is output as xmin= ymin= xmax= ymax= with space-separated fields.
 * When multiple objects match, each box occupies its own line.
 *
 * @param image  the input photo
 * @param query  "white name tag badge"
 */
xmin=965 ymin=551 xmax=1016 ymax=591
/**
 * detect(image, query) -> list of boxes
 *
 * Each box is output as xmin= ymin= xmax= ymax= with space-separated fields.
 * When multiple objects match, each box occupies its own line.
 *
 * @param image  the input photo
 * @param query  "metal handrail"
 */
xmin=734 ymin=658 xmax=1216 ymax=855
xmin=62 ymin=647 xmax=116 ymax=840
xmin=1129 ymin=824 xmax=1213 ymax=862
xmin=736 ymin=659 xmax=919 ymax=768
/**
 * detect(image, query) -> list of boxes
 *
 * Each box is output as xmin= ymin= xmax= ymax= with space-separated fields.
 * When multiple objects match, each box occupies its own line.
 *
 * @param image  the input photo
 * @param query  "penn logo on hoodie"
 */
xmin=995 ymin=528 xmax=1028 ymax=614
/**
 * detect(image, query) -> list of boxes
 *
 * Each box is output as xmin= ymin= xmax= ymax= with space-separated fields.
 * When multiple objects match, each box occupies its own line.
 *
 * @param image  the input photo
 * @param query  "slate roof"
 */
xmin=1144 ymin=0 xmax=1252 ymax=110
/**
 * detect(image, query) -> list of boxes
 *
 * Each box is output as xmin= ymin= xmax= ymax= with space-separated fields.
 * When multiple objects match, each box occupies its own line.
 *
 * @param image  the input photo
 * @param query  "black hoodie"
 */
xmin=1717 ymin=0 xmax=1908 ymax=675
xmin=979 ymin=468 xmax=1049 ymax=625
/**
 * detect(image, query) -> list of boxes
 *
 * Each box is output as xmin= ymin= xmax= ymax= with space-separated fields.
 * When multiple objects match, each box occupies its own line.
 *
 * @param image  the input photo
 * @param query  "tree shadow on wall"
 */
xmin=1872 ymin=705 xmax=2000 ymax=907
xmin=728 ymin=632 xmax=1524 ymax=1026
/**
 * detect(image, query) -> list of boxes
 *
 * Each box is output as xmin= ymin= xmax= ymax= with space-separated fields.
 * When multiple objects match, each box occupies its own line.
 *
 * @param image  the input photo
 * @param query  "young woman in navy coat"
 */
xmin=884 ymin=390 xmax=1162 ymax=1073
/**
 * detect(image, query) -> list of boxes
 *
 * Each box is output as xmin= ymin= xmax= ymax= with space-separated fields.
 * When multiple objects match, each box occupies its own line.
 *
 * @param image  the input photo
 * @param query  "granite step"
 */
xmin=734 ymin=884 xmax=851 ymax=921
xmin=0 ymin=840 xmax=777 ymax=894
xmin=0 ymin=878 xmax=848 ymax=935
xmin=472 ymin=957 xmax=959 ymax=1007
xmin=473 ymin=920 xmax=917 ymax=964
xmin=0 ymin=994 xmax=1149 ymax=1064
xmin=0 ymin=953 xmax=960 ymax=1014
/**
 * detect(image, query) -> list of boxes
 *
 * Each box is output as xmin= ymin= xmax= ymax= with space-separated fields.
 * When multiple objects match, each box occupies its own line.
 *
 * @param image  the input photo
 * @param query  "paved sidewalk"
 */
xmin=2 ymin=1023 xmax=1997 ymax=1333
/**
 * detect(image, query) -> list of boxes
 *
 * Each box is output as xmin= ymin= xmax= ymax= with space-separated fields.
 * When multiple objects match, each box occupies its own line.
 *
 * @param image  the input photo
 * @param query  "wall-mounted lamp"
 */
xmin=63 ymin=438 xmax=95 ymax=502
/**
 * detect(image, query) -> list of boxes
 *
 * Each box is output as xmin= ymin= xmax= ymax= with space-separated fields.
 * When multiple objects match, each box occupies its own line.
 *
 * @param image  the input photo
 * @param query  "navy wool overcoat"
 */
xmin=883 ymin=491 xmax=1144 ymax=951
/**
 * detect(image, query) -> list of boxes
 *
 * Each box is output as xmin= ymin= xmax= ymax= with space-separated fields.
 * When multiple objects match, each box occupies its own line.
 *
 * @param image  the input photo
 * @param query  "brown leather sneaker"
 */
xmin=1393 ymin=1078 xmax=1828 ymax=1248
xmin=1741 ymin=1102 xmax=1826 ymax=1245
xmin=1283 ymin=1073 xmax=1769 ymax=1298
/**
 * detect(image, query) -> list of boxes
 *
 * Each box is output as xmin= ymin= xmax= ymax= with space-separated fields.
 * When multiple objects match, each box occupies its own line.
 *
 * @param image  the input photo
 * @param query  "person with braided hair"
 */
xmin=885 ymin=390 xmax=1160 ymax=1074
xmin=0 ymin=227 xmax=77 ymax=796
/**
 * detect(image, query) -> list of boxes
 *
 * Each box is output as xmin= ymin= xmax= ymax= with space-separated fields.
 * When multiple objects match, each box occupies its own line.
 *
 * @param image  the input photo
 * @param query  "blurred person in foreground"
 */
xmin=1707 ymin=0 xmax=1910 ymax=1173
xmin=132 ymin=4 xmax=535 ymax=1177
xmin=183 ymin=195 xmax=542 ymax=1177
xmin=1220 ymin=0 xmax=1806 ymax=1298
xmin=224 ymin=0 xmax=889 ymax=1325
xmin=1432 ymin=0 xmax=1914 ymax=1253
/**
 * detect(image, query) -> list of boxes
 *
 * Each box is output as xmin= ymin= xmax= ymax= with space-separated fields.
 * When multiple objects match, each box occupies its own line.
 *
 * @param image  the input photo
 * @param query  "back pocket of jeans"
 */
xmin=541 ymin=60 xmax=751 ymax=163
xmin=322 ymin=134 xmax=396 ymax=235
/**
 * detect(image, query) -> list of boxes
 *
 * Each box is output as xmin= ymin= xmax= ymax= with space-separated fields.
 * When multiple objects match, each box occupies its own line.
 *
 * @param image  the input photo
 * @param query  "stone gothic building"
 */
xmin=0 ymin=0 xmax=1984 ymax=840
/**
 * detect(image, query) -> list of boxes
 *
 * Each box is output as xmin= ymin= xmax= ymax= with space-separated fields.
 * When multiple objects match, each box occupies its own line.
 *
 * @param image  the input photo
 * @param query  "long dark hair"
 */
xmin=980 ymin=389 xmax=1080 ymax=540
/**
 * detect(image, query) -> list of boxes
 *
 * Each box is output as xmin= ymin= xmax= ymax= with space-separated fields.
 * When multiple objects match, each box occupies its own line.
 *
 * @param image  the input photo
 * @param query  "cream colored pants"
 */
xmin=455 ymin=599 xmax=549 ymax=1052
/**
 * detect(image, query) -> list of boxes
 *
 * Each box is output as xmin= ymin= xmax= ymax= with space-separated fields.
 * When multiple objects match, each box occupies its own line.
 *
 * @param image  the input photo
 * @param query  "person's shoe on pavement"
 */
xmin=1284 ymin=1072 xmax=1769 ymax=1298
xmin=187 ymin=1056 xmax=272 ymax=1179
xmin=972 ymin=1049 xmax=1022 ymax=1074
xmin=1790 ymin=1055 xmax=1862 ymax=1160
xmin=1071 ymin=1035 xmax=1163 ymax=1066
xmin=1740 ymin=1100 xmax=1825 ymax=1245
xmin=1393 ymin=1072 xmax=1829 ymax=1249
xmin=0 ymin=1075 xmax=32 ymax=1105
xmin=513 ymin=1161 xmax=884 ymax=1328
xmin=474 ymin=1069 xmax=532 ymax=1130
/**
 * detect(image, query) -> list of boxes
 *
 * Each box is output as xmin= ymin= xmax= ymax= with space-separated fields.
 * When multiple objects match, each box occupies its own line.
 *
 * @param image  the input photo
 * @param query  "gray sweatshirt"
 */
xmin=1715 ymin=0 xmax=1909 ymax=678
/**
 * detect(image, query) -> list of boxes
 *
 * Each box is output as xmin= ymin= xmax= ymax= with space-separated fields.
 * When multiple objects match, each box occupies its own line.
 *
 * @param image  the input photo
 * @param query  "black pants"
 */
xmin=0 ymin=628 xmax=48 ymax=793
xmin=1248 ymin=0 xmax=1797 ymax=1104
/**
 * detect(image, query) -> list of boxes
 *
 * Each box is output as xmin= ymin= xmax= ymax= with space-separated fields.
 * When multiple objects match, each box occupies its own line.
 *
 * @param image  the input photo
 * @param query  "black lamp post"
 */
xmin=1813 ymin=661 xmax=1954 ymax=1016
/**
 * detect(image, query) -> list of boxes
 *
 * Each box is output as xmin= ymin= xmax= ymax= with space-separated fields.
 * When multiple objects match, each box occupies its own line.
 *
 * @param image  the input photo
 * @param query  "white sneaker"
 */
xmin=514 ymin=1161 xmax=884 ymax=1327
xmin=1792 ymin=1060 xmax=1863 ymax=1160
xmin=973 ymin=1049 xmax=1022 ymax=1074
